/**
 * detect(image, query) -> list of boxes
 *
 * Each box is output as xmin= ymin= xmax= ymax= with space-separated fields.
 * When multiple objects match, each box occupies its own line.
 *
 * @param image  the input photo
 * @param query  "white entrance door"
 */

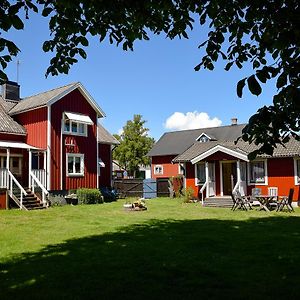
xmin=207 ymin=162 xmax=216 ymax=197
xmin=239 ymin=161 xmax=247 ymax=196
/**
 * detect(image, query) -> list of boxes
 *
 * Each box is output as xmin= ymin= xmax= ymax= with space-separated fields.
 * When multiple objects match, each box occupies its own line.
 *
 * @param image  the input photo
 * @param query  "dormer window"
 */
xmin=199 ymin=135 xmax=209 ymax=143
xmin=63 ymin=112 xmax=93 ymax=137
xmin=196 ymin=133 xmax=211 ymax=143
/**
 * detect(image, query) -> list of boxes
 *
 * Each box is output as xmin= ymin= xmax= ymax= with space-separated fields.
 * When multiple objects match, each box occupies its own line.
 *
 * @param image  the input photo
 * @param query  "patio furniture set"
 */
xmin=231 ymin=187 xmax=295 ymax=212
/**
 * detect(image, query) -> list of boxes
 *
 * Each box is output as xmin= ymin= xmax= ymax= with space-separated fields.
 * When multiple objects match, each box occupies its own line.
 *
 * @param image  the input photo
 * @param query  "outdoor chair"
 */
xmin=249 ymin=188 xmax=262 ymax=208
xmin=268 ymin=187 xmax=279 ymax=210
xmin=231 ymin=192 xmax=248 ymax=211
xmin=277 ymin=188 xmax=294 ymax=212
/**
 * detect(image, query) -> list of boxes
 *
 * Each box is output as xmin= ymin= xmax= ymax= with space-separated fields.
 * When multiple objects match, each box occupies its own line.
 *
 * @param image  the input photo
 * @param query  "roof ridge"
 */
xmin=21 ymin=82 xmax=78 ymax=101
xmin=165 ymin=123 xmax=247 ymax=134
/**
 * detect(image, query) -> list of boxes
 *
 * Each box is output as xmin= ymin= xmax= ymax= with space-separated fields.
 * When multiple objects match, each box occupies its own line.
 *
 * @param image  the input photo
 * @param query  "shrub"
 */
xmin=77 ymin=188 xmax=103 ymax=204
xmin=182 ymin=187 xmax=195 ymax=203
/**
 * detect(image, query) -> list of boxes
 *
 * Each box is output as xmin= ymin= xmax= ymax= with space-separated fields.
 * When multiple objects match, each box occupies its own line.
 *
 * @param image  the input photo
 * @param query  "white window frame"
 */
xmin=178 ymin=163 xmax=185 ymax=176
xmin=154 ymin=164 xmax=163 ymax=175
xmin=247 ymin=160 xmax=268 ymax=185
xmin=0 ymin=154 xmax=23 ymax=175
xmin=66 ymin=153 xmax=84 ymax=177
xmin=62 ymin=113 xmax=88 ymax=137
xmin=194 ymin=162 xmax=206 ymax=186
xmin=293 ymin=158 xmax=300 ymax=185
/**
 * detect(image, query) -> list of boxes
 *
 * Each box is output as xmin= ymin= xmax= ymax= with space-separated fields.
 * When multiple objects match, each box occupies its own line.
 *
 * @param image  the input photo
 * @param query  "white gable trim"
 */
xmin=191 ymin=145 xmax=249 ymax=164
xmin=196 ymin=132 xmax=212 ymax=142
xmin=48 ymin=82 xmax=106 ymax=118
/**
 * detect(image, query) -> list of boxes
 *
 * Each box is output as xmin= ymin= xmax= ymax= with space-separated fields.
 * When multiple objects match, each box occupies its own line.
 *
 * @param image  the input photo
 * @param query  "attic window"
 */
xmin=196 ymin=133 xmax=211 ymax=143
xmin=63 ymin=112 xmax=93 ymax=136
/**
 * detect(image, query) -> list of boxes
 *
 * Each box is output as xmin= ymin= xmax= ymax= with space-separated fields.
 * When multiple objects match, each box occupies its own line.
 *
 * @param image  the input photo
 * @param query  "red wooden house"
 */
xmin=0 ymin=81 xmax=115 ymax=209
xmin=148 ymin=121 xmax=300 ymax=206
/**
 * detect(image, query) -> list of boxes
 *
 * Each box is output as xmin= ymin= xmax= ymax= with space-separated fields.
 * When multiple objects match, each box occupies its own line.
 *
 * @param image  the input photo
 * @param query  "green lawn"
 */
xmin=1 ymin=198 xmax=300 ymax=299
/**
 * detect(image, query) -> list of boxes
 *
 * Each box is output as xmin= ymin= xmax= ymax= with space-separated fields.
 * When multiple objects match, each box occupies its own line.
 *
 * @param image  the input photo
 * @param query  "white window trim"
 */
xmin=247 ymin=159 xmax=268 ymax=186
xmin=0 ymin=154 xmax=23 ymax=175
xmin=194 ymin=162 xmax=206 ymax=186
xmin=294 ymin=158 xmax=300 ymax=185
xmin=66 ymin=153 xmax=84 ymax=177
xmin=178 ymin=162 xmax=185 ymax=176
xmin=196 ymin=132 xmax=211 ymax=142
xmin=62 ymin=113 xmax=88 ymax=137
xmin=154 ymin=164 xmax=163 ymax=175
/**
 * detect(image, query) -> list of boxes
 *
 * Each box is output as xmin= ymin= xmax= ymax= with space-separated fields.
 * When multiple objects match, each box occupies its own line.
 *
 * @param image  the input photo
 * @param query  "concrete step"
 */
xmin=203 ymin=197 xmax=233 ymax=208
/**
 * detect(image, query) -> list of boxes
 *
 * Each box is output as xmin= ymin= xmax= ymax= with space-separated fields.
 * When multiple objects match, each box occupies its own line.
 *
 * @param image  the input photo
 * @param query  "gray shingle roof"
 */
xmin=98 ymin=124 xmax=119 ymax=145
xmin=173 ymin=138 xmax=300 ymax=162
xmin=9 ymin=82 xmax=77 ymax=115
xmin=0 ymin=96 xmax=17 ymax=112
xmin=148 ymin=124 xmax=246 ymax=156
xmin=0 ymin=101 xmax=26 ymax=135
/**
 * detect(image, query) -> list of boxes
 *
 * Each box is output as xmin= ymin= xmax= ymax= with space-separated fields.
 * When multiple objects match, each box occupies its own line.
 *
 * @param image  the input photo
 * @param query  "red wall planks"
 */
xmin=50 ymin=89 xmax=98 ymax=191
xmin=98 ymin=143 xmax=112 ymax=187
xmin=14 ymin=107 xmax=48 ymax=149
xmin=151 ymin=155 xmax=179 ymax=179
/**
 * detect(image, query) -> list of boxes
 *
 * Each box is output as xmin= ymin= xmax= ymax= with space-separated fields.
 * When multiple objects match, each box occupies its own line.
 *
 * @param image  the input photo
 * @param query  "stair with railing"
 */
xmin=12 ymin=187 xmax=46 ymax=210
xmin=0 ymin=168 xmax=48 ymax=210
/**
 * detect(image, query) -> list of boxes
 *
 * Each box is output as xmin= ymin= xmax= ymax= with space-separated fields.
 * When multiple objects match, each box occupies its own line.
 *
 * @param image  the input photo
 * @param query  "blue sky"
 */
xmin=3 ymin=12 xmax=275 ymax=140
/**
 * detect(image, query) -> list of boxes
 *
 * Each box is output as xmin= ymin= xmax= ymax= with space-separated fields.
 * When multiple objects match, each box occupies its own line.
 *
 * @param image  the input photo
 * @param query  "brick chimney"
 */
xmin=231 ymin=117 xmax=238 ymax=125
xmin=1 ymin=81 xmax=20 ymax=101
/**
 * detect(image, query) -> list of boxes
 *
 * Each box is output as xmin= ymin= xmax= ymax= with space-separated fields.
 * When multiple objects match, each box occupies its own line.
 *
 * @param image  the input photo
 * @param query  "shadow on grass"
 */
xmin=1 ymin=216 xmax=300 ymax=299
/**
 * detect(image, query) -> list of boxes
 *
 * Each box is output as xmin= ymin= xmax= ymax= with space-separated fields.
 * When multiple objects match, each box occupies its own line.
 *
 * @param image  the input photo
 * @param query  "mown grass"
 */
xmin=1 ymin=198 xmax=300 ymax=299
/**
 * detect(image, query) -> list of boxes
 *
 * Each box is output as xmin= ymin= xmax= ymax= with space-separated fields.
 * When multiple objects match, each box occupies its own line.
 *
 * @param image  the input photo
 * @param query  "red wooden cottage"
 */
xmin=0 ymin=81 xmax=115 ymax=209
xmin=148 ymin=121 xmax=300 ymax=206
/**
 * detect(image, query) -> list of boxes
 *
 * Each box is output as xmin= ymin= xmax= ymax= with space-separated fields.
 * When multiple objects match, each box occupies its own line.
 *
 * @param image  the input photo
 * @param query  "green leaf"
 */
xmin=256 ymin=70 xmax=267 ymax=83
xmin=11 ymin=15 xmax=24 ymax=30
xmin=247 ymin=75 xmax=262 ymax=96
xmin=225 ymin=61 xmax=234 ymax=71
xmin=78 ymin=48 xmax=87 ymax=59
xmin=237 ymin=78 xmax=246 ymax=98
xmin=42 ymin=41 xmax=51 ymax=52
xmin=276 ymin=73 xmax=287 ymax=89
xmin=194 ymin=63 xmax=201 ymax=71
xmin=42 ymin=7 xmax=53 ymax=17
xmin=80 ymin=37 xmax=89 ymax=46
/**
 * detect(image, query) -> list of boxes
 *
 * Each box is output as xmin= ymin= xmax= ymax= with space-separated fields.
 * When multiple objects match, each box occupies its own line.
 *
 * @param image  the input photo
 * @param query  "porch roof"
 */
xmin=0 ymin=141 xmax=40 ymax=150
xmin=173 ymin=138 xmax=300 ymax=163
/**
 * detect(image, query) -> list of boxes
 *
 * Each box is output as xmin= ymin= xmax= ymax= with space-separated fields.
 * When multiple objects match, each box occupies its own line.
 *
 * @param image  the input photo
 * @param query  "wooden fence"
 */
xmin=113 ymin=178 xmax=170 ymax=198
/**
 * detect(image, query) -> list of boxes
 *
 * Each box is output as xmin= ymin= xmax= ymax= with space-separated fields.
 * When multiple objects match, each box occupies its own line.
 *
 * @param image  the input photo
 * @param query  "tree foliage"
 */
xmin=1 ymin=1 xmax=300 ymax=157
xmin=113 ymin=115 xmax=154 ymax=177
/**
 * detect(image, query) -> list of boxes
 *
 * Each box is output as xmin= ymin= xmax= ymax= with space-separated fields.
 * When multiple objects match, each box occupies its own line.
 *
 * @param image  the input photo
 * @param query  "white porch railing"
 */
xmin=30 ymin=170 xmax=49 ymax=207
xmin=32 ymin=169 xmax=47 ymax=187
xmin=200 ymin=181 xmax=208 ymax=205
xmin=0 ymin=168 xmax=8 ymax=188
xmin=7 ymin=170 xmax=28 ymax=210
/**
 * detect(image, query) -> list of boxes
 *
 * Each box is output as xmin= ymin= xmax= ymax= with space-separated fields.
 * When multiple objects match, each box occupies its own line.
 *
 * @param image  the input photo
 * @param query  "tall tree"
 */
xmin=113 ymin=115 xmax=154 ymax=177
xmin=1 ymin=1 xmax=299 ymax=157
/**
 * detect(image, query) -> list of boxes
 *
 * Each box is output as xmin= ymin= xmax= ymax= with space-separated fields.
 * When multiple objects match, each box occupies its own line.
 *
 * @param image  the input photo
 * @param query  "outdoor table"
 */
xmin=255 ymin=195 xmax=276 ymax=212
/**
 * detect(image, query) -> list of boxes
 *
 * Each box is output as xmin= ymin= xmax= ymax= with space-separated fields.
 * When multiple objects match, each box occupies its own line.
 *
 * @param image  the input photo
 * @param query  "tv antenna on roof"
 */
xmin=16 ymin=59 xmax=20 ymax=83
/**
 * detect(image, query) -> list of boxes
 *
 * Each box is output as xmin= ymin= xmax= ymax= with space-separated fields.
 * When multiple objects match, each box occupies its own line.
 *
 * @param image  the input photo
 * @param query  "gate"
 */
xmin=143 ymin=179 xmax=157 ymax=199
xmin=156 ymin=178 xmax=169 ymax=197
xmin=113 ymin=179 xmax=143 ymax=197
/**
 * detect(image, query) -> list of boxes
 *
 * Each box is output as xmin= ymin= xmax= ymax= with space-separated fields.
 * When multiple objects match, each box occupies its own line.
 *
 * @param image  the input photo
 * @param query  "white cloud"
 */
xmin=117 ymin=128 xmax=124 ymax=135
xmin=164 ymin=111 xmax=222 ymax=131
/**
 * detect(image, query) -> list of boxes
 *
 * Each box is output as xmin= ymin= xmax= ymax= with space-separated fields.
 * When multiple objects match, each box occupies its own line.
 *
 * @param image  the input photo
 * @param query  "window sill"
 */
xmin=63 ymin=131 xmax=88 ymax=137
xmin=249 ymin=182 xmax=266 ymax=186
xmin=67 ymin=174 xmax=84 ymax=177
